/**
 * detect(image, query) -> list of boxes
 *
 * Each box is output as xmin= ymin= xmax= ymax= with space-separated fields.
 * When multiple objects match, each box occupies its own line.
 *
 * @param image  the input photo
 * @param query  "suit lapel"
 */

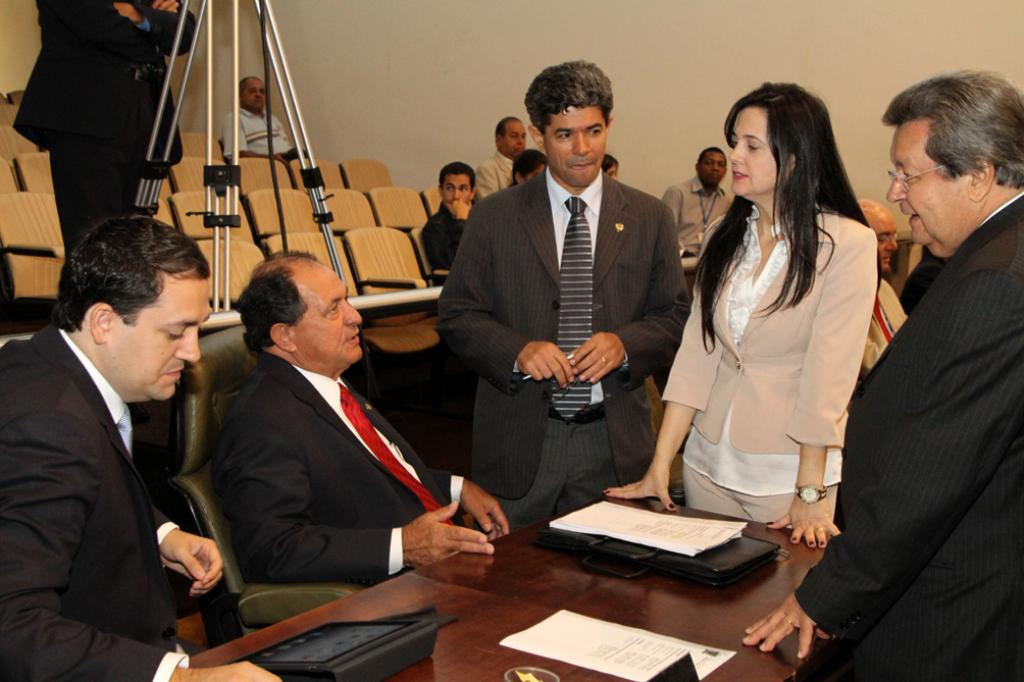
xmin=594 ymin=177 xmax=628 ymax=290
xmin=522 ymin=178 xmax=560 ymax=283
xmin=259 ymin=354 xmax=442 ymax=498
xmin=36 ymin=327 xmax=137 ymax=467
xmin=260 ymin=354 xmax=372 ymax=455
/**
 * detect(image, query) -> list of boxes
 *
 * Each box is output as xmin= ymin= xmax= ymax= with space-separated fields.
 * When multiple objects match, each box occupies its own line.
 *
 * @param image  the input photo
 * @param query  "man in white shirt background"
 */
xmin=221 ymin=76 xmax=297 ymax=163
xmin=475 ymin=115 xmax=527 ymax=198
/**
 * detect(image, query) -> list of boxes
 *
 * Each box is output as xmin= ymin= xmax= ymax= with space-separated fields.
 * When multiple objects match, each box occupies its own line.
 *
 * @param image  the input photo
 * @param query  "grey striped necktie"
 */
xmin=553 ymin=196 xmax=593 ymax=418
xmin=116 ymin=408 xmax=133 ymax=456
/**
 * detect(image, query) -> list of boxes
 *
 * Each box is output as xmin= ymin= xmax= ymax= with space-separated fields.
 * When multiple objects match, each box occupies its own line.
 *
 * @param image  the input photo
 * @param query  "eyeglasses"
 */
xmin=876 ymin=232 xmax=897 ymax=244
xmin=887 ymin=165 xmax=945 ymax=191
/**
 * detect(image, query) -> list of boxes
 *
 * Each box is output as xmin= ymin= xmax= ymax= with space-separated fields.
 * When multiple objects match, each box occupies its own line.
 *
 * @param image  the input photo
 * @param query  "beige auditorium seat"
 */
xmin=14 ymin=152 xmax=53 ymax=194
xmin=169 ymin=191 xmax=255 ymax=243
xmin=339 ymin=158 xmax=392 ymax=192
xmin=179 ymin=131 xmax=224 ymax=162
xmin=0 ymin=124 xmax=37 ymax=160
xmin=0 ymin=192 xmax=64 ymax=301
xmin=0 ymin=101 xmax=18 ymax=127
xmin=288 ymin=158 xmax=344 ymax=191
xmin=0 ymin=159 xmax=18 ymax=194
xmin=343 ymin=226 xmax=435 ymax=329
xmin=263 ymin=231 xmax=350 ymax=276
xmin=409 ymin=225 xmax=446 ymax=283
xmin=169 ymin=156 xmax=206 ymax=193
xmin=245 ymin=189 xmax=321 ymax=246
xmin=196 ymin=239 xmax=265 ymax=303
xmin=421 ymin=186 xmax=441 ymax=217
xmin=325 ymin=188 xmax=378 ymax=232
xmin=343 ymin=227 xmax=428 ymax=294
xmin=153 ymin=198 xmax=174 ymax=228
xmin=367 ymin=186 xmax=428 ymax=231
xmin=238 ymin=157 xmax=293 ymax=196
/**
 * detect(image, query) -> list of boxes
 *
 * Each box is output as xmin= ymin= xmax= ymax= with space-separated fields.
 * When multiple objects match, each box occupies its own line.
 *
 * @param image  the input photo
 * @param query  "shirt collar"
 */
xmin=545 ymin=168 xmax=603 ymax=218
xmin=689 ymin=177 xmax=724 ymax=198
xmin=291 ymin=364 xmax=349 ymax=409
xmin=980 ymin=190 xmax=1024 ymax=227
xmin=746 ymin=204 xmax=783 ymax=240
xmin=59 ymin=330 xmax=128 ymax=424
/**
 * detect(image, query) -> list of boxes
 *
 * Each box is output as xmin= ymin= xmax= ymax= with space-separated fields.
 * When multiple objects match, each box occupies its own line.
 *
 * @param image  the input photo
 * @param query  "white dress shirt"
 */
xmin=292 ymin=365 xmax=463 ymax=573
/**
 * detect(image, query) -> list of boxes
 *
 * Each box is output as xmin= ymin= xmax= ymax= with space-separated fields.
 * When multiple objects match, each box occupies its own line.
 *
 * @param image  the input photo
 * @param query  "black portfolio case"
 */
xmin=534 ymin=527 xmax=780 ymax=586
xmin=243 ymin=612 xmax=442 ymax=681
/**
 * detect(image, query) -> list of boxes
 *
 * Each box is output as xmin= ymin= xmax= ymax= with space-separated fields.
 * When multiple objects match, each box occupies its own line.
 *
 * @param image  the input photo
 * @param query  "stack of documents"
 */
xmin=501 ymin=610 xmax=734 ymax=681
xmin=550 ymin=501 xmax=746 ymax=556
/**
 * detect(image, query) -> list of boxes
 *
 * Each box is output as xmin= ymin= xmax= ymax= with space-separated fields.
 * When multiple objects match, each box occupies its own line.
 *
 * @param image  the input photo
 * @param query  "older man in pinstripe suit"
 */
xmin=745 ymin=71 xmax=1024 ymax=680
xmin=439 ymin=61 xmax=688 ymax=529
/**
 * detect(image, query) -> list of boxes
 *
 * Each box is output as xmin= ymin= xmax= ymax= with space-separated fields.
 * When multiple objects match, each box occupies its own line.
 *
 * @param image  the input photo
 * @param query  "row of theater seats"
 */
xmin=2 ymin=124 xmax=441 ymax=213
xmin=0 ymin=189 xmax=443 ymax=357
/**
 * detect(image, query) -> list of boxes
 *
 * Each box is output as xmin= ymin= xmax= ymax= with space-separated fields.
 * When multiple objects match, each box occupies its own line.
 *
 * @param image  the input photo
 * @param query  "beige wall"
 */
xmin=5 ymin=0 xmax=1024 ymax=231
xmin=0 ymin=0 xmax=41 ymax=95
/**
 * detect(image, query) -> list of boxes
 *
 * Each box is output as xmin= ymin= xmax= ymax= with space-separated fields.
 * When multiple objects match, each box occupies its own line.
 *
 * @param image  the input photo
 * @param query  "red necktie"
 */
xmin=338 ymin=385 xmax=450 ymax=522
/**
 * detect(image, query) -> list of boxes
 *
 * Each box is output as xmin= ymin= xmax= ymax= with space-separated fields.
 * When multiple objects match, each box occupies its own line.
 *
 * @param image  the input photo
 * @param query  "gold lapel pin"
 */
xmin=615 ymin=223 xmax=625 ymax=233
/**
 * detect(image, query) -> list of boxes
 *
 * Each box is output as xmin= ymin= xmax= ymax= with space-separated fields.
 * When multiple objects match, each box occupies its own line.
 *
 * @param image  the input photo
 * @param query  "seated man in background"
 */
xmin=661 ymin=146 xmax=732 ymax=254
xmin=214 ymin=254 xmax=508 ymax=585
xmin=221 ymin=76 xmax=297 ymax=162
xmin=422 ymin=162 xmax=475 ymax=271
xmin=475 ymin=116 xmax=526 ymax=198
xmin=0 ymin=216 xmax=273 ymax=681
xmin=859 ymin=198 xmax=907 ymax=373
xmin=511 ymin=149 xmax=547 ymax=185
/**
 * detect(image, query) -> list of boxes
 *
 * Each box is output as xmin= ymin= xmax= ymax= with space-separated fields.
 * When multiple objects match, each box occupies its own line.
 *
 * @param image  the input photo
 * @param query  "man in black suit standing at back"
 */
xmin=0 ymin=217 xmax=275 ymax=681
xmin=744 ymin=71 xmax=1024 ymax=680
xmin=15 ymin=0 xmax=194 ymax=251
xmin=439 ymin=61 xmax=688 ymax=529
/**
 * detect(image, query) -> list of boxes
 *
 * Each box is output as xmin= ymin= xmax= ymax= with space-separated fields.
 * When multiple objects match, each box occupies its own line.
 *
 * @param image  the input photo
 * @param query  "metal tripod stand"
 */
xmin=133 ymin=0 xmax=345 ymax=313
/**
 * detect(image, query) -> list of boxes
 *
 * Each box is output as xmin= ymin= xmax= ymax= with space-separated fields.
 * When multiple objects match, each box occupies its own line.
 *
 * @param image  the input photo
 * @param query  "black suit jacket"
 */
xmin=796 ymin=196 xmax=1024 ymax=679
xmin=0 ymin=327 xmax=179 ymax=681
xmin=15 ymin=0 xmax=192 ymax=157
xmin=213 ymin=353 xmax=452 ymax=585
xmin=438 ymin=173 xmax=689 ymax=498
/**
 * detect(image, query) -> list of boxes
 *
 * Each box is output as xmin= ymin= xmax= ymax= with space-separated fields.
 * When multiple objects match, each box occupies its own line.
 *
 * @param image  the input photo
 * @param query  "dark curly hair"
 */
xmin=524 ymin=61 xmax=613 ymax=133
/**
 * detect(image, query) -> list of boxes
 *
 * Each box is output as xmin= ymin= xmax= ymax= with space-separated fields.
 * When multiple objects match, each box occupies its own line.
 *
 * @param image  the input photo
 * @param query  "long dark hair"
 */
xmin=695 ymin=82 xmax=865 ymax=350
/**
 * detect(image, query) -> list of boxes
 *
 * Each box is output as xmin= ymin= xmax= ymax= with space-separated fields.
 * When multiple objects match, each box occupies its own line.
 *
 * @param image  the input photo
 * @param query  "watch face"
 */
xmin=798 ymin=487 xmax=821 ymax=503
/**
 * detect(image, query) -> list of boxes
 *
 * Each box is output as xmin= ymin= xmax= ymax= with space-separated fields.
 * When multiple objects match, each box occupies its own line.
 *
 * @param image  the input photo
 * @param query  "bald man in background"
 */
xmin=859 ymin=199 xmax=907 ymax=374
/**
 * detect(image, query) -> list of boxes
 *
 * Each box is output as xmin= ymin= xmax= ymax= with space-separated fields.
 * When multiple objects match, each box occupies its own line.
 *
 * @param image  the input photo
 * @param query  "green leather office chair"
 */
xmin=171 ymin=325 xmax=363 ymax=641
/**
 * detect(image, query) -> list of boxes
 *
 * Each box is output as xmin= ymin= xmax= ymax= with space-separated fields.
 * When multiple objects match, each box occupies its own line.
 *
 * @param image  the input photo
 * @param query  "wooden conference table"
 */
xmin=194 ymin=500 xmax=851 ymax=680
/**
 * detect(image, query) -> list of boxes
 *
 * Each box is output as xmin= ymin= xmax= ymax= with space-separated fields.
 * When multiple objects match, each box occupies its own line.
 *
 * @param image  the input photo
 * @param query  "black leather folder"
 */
xmin=533 ymin=527 xmax=780 ymax=586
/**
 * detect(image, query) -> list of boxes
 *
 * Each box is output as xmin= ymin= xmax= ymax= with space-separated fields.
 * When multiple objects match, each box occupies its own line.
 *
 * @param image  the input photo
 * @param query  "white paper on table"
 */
xmin=501 ymin=610 xmax=734 ymax=681
xmin=550 ymin=501 xmax=746 ymax=556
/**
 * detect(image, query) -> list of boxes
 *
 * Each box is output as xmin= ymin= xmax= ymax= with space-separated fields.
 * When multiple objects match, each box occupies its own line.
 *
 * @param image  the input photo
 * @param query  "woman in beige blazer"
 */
xmin=609 ymin=83 xmax=876 ymax=549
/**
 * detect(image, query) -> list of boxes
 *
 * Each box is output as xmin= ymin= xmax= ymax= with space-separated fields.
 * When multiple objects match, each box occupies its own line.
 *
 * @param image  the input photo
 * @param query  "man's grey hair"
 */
xmin=883 ymin=71 xmax=1024 ymax=189
xmin=524 ymin=61 xmax=613 ymax=132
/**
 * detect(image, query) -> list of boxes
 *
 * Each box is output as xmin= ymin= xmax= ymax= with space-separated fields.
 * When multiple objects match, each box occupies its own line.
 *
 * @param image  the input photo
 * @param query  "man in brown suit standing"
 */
xmin=439 ymin=61 xmax=688 ymax=528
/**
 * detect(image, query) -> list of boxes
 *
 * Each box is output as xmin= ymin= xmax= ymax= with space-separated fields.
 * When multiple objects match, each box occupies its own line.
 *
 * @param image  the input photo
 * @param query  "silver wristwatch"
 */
xmin=795 ymin=485 xmax=828 ymax=504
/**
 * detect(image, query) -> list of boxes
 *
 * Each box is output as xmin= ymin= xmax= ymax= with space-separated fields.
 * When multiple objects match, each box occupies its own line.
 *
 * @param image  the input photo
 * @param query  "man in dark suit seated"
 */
xmin=213 ymin=253 xmax=508 ymax=585
xmin=438 ymin=61 xmax=688 ymax=529
xmin=745 ymin=71 xmax=1024 ymax=681
xmin=0 ymin=216 xmax=275 ymax=681
xmin=422 ymin=161 xmax=476 ymax=271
